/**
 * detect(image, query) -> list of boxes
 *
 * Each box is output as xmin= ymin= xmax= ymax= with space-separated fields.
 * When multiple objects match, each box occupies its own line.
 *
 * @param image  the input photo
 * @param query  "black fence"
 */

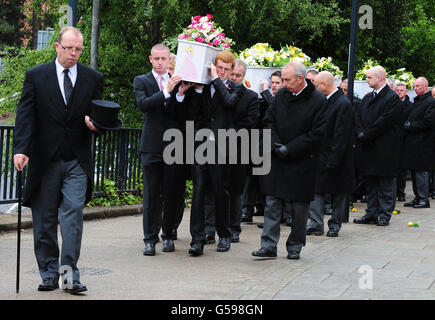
xmin=0 ymin=125 xmax=142 ymax=204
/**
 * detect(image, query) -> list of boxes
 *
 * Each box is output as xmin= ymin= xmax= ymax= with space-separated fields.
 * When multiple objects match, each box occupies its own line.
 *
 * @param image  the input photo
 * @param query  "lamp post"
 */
xmin=347 ymin=0 xmax=359 ymax=101
xmin=90 ymin=0 xmax=100 ymax=70
xmin=68 ymin=0 xmax=78 ymax=27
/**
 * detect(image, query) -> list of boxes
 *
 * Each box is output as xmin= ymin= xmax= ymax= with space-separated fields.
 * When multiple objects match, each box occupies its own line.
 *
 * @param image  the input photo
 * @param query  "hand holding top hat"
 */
xmin=88 ymin=99 xmax=123 ymax=131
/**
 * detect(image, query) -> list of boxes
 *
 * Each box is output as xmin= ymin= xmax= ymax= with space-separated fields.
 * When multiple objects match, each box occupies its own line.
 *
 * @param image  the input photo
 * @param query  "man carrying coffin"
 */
xmin=133 ymin=43 xmax=182 ymax=256
xmin=170 ymin=50 xmax=244 ymax=256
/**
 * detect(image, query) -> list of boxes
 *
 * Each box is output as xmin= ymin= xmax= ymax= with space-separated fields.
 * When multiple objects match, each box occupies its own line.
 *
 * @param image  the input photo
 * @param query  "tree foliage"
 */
xmin=0 ymin=0 xmax=26 ymax=49
xmin=1 ymin=0 xmax=434 ymax=125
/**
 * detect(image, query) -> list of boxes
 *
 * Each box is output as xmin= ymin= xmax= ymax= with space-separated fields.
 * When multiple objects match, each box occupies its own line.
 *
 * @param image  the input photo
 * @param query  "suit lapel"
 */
xmin=147 ymin=72 xmax=160 ymax=93
xmin=67 ymin=63 xmax=87 ymax=121
xmin=46 ymin=60 xmax=68 ymax=122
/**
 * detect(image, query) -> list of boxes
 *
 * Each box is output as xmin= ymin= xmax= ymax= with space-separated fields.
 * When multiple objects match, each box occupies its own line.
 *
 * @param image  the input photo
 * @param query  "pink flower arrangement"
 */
xmin=177 ymin=14 xmax=233 ymax=50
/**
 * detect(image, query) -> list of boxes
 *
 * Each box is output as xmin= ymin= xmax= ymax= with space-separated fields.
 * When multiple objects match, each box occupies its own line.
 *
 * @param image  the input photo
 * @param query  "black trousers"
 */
xmin=161 ymin=164 xmax=189 ymax=240
xmin=142 ymin=162 xmax=164 ymax=244
xmin=410 ymin=170 xmax=429 ymax=200
xmin=364 ymin=175 xmax=395 ymax=221
xmin=397 ymin=169 xmax=408 ymax=196
xmin=190 ymin=163 xmax=231 ymax=243
xmin=242 ymin=174 xmax=266 ymax=213
xmin=204 ymin=185 xmax=244 ymax=236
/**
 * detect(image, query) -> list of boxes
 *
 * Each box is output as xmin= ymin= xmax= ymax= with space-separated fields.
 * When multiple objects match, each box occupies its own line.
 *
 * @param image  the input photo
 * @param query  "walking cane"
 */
xmin=16 ymin=169 xmax=22 ymax=294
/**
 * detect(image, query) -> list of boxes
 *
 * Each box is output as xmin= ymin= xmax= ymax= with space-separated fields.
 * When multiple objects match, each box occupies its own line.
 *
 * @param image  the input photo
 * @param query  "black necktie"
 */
xmin=373 ymin=91 xmax=377 ymax=99
xmin=63 ymin=69 xmax=73 ymax=107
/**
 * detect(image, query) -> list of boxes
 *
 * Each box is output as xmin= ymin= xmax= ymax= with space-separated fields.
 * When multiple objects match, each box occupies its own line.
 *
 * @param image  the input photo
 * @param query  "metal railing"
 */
xmin=92 ymin=128 xmax=142 ymax=197
xmin=0 ymin=125 xmax=143 ymax=204
xmin=0 ymin=126 xmax=25 ymax=204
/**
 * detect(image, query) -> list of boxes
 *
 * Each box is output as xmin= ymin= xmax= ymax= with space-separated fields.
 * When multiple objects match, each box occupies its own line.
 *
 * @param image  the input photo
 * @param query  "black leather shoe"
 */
xmin=413 ymin=200 xmax=430 ymax=208
xmin=188 ymin=242 xmax=204 ymax=256
xmin=397 ymin=194 xmax=406 ymax=202
xmin=205 ymin=234 xmax=216 ymax=245
xmin=353 ymin=215 xmax=378 ymax=224
xmin=404 ymin=198 xmax=419 ymax=207
xmin=65 ymin=281 xmax=87 ymax=295
xmin=257 ymin=223 xmax=264 ymax=228
xmin=143 ymin=242 xmax=155 ymax=256
xmin=306 ymin=226 xmax=324 ymax=235
xmin=252 ymin=247 xmax=277 ymax=258
xmin=241 ymin=213 xmax=253 ymax=223
xmin=163 ymin=239 xmax=175 ymax=252
xmin=287 ymin=251 xmax=300 ymax=260
xmin=231 ymin=233 xmax=240 ymax=243
xmin=324 ymin=208 xmax=332 ymax=215
xmin=216 ymin=237 xmax=231 ymax=252
xmin=38 ymin=277 xmax=59 ymax=291
xmin=376 ymin=219 xmax=389 ymax=226
xmin=326 ymin=230 xmax=339 ymax=237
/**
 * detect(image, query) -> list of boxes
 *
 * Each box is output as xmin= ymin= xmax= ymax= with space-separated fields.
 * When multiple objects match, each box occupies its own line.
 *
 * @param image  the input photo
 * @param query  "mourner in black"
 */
xmin=339 ymin=78 xmax=365 ymax=204
xmin=394 ymin=83 xmax=413 ymax=202
xmin=253 ymin=62 xmax=327 ymax=260
xmin=307 ymin=71 xmax=355 ymax=238
xmin=353 ymin=66 xmax=402 ymax=226
xmin=402 ymin=77 xmax=435 ymax=208
xmin=242 ymin=70 xmax=284 ymax=226
xmin=226 ymin=59 xmax=260 ymax=242
xmin=13 ymin=27 xmax=103 ymax=294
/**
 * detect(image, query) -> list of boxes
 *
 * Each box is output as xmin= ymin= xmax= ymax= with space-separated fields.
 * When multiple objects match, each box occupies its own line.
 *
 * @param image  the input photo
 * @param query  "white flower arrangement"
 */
xmin=390 ymin=68 xmax=416 ymax=89
xmin=239 ymin=43 xmax=311 ymax=68
xmin=311 ymin=57 xmax=343 ymax=80
xmin=355 ymin=59 xmax=380 ymax=80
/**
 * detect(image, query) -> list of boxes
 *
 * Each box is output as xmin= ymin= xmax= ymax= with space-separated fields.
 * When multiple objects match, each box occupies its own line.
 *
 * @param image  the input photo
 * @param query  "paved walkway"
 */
xmin=0 ymin=184 xmax=434 ymax=300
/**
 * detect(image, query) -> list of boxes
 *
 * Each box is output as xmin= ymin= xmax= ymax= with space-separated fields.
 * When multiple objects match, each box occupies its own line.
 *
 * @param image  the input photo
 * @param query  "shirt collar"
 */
xmin=294 ymin=81 xmax=307 ymax=96
xmin=327 ymin=88 xmax=339 ymax=100
xmin=375 ymin=84 xmax=386 ymax=95
xmin=152 ymin=70 xmax=169 ymax=80
xmin=55 ymin=58 xmax=77 ymax=77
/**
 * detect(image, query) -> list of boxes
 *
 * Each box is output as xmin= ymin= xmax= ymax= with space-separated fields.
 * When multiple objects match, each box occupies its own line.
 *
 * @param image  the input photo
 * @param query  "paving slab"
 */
xmin=1 ymin=182 xmax=434 ymax=301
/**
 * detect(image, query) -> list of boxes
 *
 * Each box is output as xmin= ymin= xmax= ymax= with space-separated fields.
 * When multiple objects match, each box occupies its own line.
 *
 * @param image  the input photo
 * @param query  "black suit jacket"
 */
xmin=133 ymin=72 xmax=178 ymax=162
xmin=402 ymin=92 xmax=435 ymax=170
xmin=13 ymin=59 xmax=104 ymax=206
xmin=232 ymin=86 xmax=259 ymax=131
xmin=200 ymin=77 xmax=244 ymax=133
xmin=315 ymin=89 xmax=356 ymax=194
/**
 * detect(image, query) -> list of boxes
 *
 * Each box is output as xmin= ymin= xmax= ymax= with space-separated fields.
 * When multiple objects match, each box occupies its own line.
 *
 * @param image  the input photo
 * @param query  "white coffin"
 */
xmin=245 ymin=66 xmax=280 ymax=97
xmin=353 ymin=80 xmax=371 ymax=99
xmin=174 ymin=39 xmax=221 ymax=84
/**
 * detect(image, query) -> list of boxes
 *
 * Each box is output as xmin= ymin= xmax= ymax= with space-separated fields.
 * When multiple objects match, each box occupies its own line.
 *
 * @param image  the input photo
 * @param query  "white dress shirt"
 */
xmin=152 ymin=70 xmax=171 ymax=99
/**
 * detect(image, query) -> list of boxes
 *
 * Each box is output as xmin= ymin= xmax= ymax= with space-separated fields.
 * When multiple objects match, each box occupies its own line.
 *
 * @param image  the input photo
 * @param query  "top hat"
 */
xmin=90 ymin=99 xmax=123 ymax=131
